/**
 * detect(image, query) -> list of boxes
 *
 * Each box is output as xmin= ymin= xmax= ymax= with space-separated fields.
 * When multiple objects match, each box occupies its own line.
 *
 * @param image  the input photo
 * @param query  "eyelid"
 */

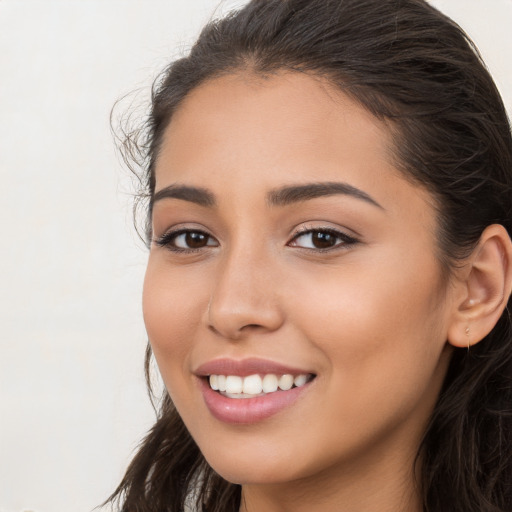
xmin=288 ymin=225 xmax=360 ymax=250
xmin=152 ymin=223 xmax=359 ymax=252
xmin=153 ymin=226 xmax=219 ymax=251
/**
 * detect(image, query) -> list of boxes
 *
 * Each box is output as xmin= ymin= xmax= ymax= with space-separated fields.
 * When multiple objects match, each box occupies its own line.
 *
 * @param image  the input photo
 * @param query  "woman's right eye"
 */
xmin=154 ymin=229 xmax=219 ymax=251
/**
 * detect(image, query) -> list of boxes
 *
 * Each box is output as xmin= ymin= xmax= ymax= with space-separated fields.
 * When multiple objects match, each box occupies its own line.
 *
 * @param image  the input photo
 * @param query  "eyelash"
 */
xmin=154 ymin=229 xmax=218 ymax=253
xmin=153 ymin=226 xmax=359 ymax=253
xmin=289 ymin=226 xmax=359 ymax=251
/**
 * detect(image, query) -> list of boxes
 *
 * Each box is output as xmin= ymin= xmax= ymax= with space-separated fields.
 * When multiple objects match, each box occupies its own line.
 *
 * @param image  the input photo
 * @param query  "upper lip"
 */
xmin=194 ymin=357 xmax=314 ymax=377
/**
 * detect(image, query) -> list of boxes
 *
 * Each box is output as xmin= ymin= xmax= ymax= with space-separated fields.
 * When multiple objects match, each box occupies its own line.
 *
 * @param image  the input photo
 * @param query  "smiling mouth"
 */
xmin=208 ymin=373 xmax=316 ymax=399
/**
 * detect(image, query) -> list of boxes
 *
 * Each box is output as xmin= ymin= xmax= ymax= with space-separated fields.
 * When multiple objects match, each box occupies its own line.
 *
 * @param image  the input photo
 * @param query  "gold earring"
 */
xmin=465 ymin=326 xmax=470 ymax=352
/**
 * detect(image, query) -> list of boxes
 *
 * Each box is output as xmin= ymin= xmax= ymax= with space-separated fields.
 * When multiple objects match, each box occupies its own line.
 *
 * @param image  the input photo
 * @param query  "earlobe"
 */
xmin=447 ymin=224 xmax=512 ymax=348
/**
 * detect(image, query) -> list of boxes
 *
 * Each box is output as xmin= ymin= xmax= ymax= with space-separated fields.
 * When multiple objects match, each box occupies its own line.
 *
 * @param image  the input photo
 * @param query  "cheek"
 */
xmin=286 ymin=253 xmax=449 ymax=404
xmin=283 ymin=270 xmax=450 ymax=464
xmin=142 ymin=259 xmax=215 ymax=432
xmin=142 ymin=258 xmax=207 ymax=384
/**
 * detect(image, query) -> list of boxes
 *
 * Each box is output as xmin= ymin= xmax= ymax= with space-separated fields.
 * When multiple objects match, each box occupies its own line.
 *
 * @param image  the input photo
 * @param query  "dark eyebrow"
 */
xmin=153 ymin=185 xmax=216 ymax=207
xmin=267 ymin=181 xmax=383 ymax=209
xmin=152 ymin=181 xmax=382 ymax=210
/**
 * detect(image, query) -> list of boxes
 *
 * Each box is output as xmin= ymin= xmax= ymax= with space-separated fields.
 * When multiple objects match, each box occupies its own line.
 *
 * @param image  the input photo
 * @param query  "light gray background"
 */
xmin=0 ymin=1 xmax=511 ymax=511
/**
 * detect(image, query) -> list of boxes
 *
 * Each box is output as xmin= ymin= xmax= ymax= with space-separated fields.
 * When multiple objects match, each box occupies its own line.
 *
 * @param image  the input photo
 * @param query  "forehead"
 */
xmin=157 ymin=72 xmax=392 ymax=184
xmin=154 ymin=72 xmax=434 ymax=222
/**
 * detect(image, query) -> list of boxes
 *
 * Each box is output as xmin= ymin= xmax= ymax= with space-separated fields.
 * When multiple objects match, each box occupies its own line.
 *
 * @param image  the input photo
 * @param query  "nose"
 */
xmin=206 ymin=248 xmax=285 ymax=340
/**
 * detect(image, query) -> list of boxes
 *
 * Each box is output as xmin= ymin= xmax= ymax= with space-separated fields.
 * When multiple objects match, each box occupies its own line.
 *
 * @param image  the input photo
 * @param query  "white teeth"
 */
xmin=209 ymin=374 xmax=219 ymax=391
xmin=294 ymin=374 xmax=307 ymax=387
xmin=243 ymin=374 xmax=263 ymax=395
xmin=208 ymin=373 xmax=311 ymax=396
xmin=225 ymin=375 xmax=243 ymax=394
xmin=278 ymin=374 xmax=294 ymax=391
xmin=217 ymin=375 xmax=227 ymax=392
xmin=262 ymin=374 xmax=278 ymax=393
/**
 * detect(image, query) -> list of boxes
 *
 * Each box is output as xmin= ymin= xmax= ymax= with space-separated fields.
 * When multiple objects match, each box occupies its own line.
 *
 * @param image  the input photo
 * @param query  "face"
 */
xmin=144 ymin=73 xmax=456 ymax=489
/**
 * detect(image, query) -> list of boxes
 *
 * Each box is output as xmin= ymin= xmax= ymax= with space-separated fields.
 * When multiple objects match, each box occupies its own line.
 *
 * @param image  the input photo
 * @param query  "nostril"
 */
xmin=206 ymin=291 xmax=285 ymax=339
xmin=208 ymin=321 xmax=267 ymax=340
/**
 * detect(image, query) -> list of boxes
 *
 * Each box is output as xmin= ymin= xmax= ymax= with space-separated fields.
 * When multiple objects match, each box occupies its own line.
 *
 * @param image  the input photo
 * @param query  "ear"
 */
xmin=447 ymin=224 xmax=512 ymax=348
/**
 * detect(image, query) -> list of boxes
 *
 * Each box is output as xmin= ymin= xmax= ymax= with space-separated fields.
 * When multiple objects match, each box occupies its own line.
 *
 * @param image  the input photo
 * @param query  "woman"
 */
xmin=108 ymin=0 xmax=512 ymax=510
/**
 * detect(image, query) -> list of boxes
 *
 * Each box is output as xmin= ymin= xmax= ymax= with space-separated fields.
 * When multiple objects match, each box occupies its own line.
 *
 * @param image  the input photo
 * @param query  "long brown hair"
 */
xmin=108 ymin=1 xmax=512 ymax=510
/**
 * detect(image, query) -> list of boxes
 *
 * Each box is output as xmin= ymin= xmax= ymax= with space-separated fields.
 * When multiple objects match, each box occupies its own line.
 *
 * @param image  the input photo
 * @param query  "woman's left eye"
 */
xmin=288 ymin=229 xmax=358 ymax=250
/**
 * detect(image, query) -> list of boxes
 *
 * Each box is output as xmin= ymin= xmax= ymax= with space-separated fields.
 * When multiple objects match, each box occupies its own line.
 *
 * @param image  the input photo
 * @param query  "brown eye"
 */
xmin=184 ymin=231 xmax=209 ymax=248
xmin=155 ymin=229 xmax=219 ymax=251
xmin=289 ymin=229 xmax=358 ymax=251
xmin=310 ymin=231 xmax=338 ymax=249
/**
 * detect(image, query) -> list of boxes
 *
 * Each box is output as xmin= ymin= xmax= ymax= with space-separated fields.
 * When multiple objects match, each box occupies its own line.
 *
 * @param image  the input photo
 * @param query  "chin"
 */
xmin=207 ymin=460 xmax=298 ymax=486
xmin=198 ymin=438 xmax=326 ymax=487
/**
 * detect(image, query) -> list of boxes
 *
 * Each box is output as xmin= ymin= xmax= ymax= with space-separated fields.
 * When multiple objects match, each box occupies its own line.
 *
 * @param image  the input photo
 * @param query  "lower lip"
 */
xmin=199 ymin=378 xmax=312 ymax=424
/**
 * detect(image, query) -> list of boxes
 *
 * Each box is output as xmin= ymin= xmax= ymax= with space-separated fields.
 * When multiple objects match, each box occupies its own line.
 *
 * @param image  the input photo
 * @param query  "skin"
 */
xmin=143 ymin=72 xmax=462 ymax=512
